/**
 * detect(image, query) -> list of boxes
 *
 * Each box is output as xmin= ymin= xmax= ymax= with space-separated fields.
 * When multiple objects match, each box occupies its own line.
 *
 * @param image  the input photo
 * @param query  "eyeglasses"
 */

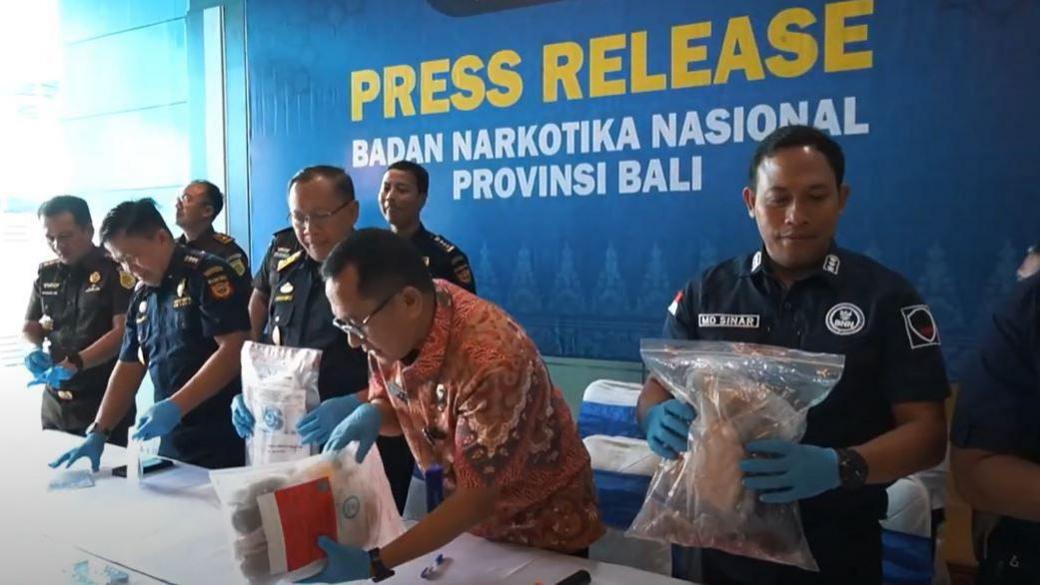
xmin=288 ymin=200 xmax=351 ymax=227
xmin=331 ymin=289 xmax=400 ymax=341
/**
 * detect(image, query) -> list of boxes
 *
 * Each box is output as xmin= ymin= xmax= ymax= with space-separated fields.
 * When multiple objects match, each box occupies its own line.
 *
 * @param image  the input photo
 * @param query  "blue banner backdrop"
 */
xmin=245 ymin=0 xmax=1040 ymax=376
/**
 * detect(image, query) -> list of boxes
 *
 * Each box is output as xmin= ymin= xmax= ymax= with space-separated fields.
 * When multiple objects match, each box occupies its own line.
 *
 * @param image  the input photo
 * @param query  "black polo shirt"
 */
xmin=664 ymin=245 xmax=950 ymax=524
xmin=952 ymin=273 xmax=1040 ymax=543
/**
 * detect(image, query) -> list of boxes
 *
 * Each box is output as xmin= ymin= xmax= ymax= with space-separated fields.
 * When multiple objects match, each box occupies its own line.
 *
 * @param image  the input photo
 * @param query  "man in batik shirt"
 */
xmin=297 ymin=228 xmax=603 ymax=584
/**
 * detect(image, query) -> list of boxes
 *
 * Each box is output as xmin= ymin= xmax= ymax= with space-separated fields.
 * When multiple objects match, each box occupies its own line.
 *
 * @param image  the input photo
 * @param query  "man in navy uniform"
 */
xmin=234 ymin=166 xmax=414 ymax=512
xmin=23 ymin=195 xmax=136 ymax=446
xmin=50 ymin=199 xmax=249 ymax=470
xmin=379 ymin=160 xmax=476 ymax=293
xmin=952 ymin=273 xmax=1040 ymax=584
xmin=175 ymin=179 xmax=250 ymax=287
xmin=637 ymin=125 xmax=949 ymax=584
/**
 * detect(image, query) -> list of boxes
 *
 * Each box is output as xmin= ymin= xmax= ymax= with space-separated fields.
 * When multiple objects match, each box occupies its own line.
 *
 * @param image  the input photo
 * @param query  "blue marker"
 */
xmin=425 ymin=464 xmax=444 ymax=512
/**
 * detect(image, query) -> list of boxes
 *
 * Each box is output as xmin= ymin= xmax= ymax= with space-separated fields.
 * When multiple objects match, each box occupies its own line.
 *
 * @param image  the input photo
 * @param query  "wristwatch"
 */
xmin=836 ymin=448 xmax=869 ymax=490
xmin=367 ymin=547 xmax=395 ymax=582
xmin=66 ymin=350 xmax=84 ymax=371
xmin=86 ymin=422 xmax=110 ymax=440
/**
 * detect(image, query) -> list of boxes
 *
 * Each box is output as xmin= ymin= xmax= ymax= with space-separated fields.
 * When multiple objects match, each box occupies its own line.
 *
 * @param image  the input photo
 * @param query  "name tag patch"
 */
xmin=698 ymin=314 xmax=760 ymax=329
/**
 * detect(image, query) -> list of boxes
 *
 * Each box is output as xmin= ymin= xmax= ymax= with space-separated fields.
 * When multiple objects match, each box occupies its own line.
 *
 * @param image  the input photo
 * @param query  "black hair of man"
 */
xmin=322 ymin=227 xmax=435 ymax=299
xmin=748 ymin=124 xmax=845 ymax=190
xmin=38 ymin=195 xmax=92 ymax=228
xmin=100 ymin=198 xmax=172 ymax=243
xmin=387 ymin=160 xmax=430 ymax=196
xmin=288 ymin=165 xmax=356 ymax=202
xmin=188 ymin=179 xmax=224 ymax=216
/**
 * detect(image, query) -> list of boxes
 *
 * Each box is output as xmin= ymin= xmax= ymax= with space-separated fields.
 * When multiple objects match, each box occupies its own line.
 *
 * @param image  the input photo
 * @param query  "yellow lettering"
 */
xmin=350 ymin=69 xmax=380 ymax=122
xmin=543 ymin=41 xmax=584 ymax=102
xmin=420 ymin=59 xmax=450 ymax=115
xmin=383 ymin=65 xmax=416 ymax=118
xmin=671 ymin=22 xmax=712 ymax=89
xmin=486 ymin=49 xmax=523 ymax=107
xmin=450 ymin=55 xmax=486 ymax=112
xmin=825 ymin=0 xmax=873 ymax=72
xmin=714 ymin=16 xmax=765 ymax=84
xmin=631 ymin=30 xmax=666 ymax=93
xmin=589 ymin=33 xmax=627 ymax=97
xmin=765 ymin=8 xmax=818 ymax=78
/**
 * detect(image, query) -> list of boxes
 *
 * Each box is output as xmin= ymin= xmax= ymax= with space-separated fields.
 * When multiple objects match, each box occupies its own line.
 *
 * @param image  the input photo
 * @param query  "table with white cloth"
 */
xmin=2 ymin=416 xmax=688 ymax=584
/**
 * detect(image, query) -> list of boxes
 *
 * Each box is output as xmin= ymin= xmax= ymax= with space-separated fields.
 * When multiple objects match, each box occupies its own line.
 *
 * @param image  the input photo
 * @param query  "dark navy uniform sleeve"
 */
xmin=878 ymin=285 xmax=951 ymax=404
xmin=252 ymin=239 xmax=277 ymax=296
xmin=662 ymin=280 xmax=701 ymax=340
xmin=118 ymin=289 xmax=142 ymax=362
xmin=25 ymin=272 xmax=43 ymax=321
xmin=108 ymin=266 xmax=135 ymax=316
xmin=952 ymin=275 xmax=1040 ymax=454
xmin=196 ymin=261 xmax=251 ymax=338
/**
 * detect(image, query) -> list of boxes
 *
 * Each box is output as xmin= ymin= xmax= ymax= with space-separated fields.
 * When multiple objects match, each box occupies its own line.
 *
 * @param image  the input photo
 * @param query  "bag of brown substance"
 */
xmin=627 ymin=340 xmax=844 ymax=571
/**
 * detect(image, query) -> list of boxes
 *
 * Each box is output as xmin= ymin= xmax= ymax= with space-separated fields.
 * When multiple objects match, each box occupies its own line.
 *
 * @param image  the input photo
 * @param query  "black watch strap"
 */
xmin=837 ymin=448 xmax=869 ymax=490
xmin=67 ymin=351 xmax=84 ymax=370
xmin=368 ymin=547 xmax=395 ymax=582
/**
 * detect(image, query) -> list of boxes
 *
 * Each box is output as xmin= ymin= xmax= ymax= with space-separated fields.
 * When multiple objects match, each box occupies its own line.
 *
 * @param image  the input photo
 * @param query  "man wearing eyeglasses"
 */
xmin=233 ymin=165 xmax=415 ymax=512
xmin=297 ymin=228 xmax=603 ymax=583
xmin=174 ymin=180 xmax=250 ymax=288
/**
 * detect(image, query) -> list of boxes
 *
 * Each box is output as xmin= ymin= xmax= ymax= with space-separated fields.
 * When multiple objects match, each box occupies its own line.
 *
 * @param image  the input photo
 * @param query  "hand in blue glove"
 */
xmin=740 ymin=439 xmax=840 ymax=504
xmin=230 ymin=394 xmax=255 ymax=439
xmin=133 ymin=399 xmax=183 ymax=441
xmin=296 ymin=536 xmax=370 ymax=583
xmin=49 ymin=432 xmax=106 ymax=472
xmin=640 ymin=398 xmax=697 ymax=459
xmin=24 ymin=348 xmax=52 ymax=377
xmin=323 ymin=403 xmax=380 ymax=462
xmin=297 ymin=394 xmax=362 ymax=446
xmin=28 ymin=364 xmax=74 ymax=388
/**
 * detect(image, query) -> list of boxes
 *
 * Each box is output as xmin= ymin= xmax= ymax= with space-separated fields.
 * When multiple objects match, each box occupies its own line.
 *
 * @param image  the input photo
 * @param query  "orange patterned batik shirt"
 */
xmin=368 ymin=280 xmax=604 ymax=552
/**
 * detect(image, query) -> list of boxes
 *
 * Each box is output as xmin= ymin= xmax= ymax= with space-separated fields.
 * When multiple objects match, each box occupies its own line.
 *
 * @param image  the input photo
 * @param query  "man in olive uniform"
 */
xmin=23 ymin=196 xmax=135 ymax=446
xmin=379 ymin=160 xmax=476 ymax=293
xmin=175 ymin=180 xmax=250 ymax=287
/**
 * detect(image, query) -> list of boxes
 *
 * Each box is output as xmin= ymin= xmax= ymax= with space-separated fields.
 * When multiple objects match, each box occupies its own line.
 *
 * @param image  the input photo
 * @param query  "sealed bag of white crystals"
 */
xmin=241 ymin=341 xmax=322 ymax=465
xmin=627 ymin=340 xmax=844 ymax=571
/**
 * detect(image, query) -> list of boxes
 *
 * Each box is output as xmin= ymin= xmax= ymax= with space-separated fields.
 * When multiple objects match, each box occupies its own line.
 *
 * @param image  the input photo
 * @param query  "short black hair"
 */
xmin=288 ymin=165 xmax=355 ymax=202
xmin=748 ymin=125 xmax=845 ymax=190
xmin=188 ymin=179 xmax=223 ymax=216
xmin=100 ymin=198 xmax=172 ymax=243
xmin=38 ymin=195 xmax=92 ymax=228
xmin=322 ymin=228 xmax=435 ymax=298
xmin=387 ymin=160 xmax=429 ymax=196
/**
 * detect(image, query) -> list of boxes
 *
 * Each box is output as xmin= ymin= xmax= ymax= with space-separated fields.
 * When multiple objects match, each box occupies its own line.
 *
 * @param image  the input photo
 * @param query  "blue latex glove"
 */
xmin=323 ymin=403 xmax=381 ymax=462
xmin=230 ymin=394 xmax=255 ymax=439
xmin=49 ymin=432 xmax=106 ymax=472
xmin=24 ymin=348 xmax=52 ymax=377
xmin=740 ymin=439 xmax=840 ymax=504
xmin=296 ymin=536 xmax=370 ymax=583
xmin=640 ymin=398 xmax=697 ymax=459
xmin=296 ymin=394 xmax=362 ymax=446
xmin=133 ymin=399 xmax=183 ymax=441
xmin=28 ymin=364 xmax=74 ymax=388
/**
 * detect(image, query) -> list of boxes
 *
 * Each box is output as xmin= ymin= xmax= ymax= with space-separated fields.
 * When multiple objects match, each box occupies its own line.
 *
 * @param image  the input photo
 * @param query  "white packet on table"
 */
xmin=241 ymin=341 xmax=322 ymax=465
